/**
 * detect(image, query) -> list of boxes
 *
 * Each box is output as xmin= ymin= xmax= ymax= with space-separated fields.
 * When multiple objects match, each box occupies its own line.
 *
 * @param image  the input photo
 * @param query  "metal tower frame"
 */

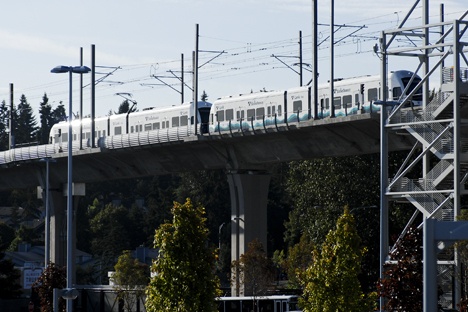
xmin=379 ymin=1 xmax=468 ymax=310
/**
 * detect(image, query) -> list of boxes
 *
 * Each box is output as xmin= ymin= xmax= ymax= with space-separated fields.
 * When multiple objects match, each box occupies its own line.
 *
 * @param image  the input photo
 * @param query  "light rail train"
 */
xmin=49 ymin=70 xmax=422 ymax=146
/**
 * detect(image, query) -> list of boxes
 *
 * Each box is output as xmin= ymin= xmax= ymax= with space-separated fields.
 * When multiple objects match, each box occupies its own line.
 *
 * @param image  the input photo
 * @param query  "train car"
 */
xmin=49 ymin=101 xmax=212 ymax=148
xmin=216 ymin=295 xmax=301 ymax=312
xmin=208 ymin=70 xmax=422 ymax=133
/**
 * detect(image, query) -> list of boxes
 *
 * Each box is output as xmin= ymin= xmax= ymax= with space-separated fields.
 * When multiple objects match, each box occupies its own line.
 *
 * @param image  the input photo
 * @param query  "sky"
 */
xmin=0 ymin=0 xmax=466 ymax=119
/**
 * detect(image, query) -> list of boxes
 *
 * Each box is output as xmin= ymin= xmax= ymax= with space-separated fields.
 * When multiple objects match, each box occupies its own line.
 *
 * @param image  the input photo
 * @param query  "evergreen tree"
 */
xmin=200 ymin=90 xmax=209 ymax=102
xmin=37 ymin=93 xmax=54 ymax=144
xmin=16 ymin=94 xmax=38 ymax=145
xmin=300 ymin=208 xmax=375 ymax=312
xmin=51 ymin=101 xmax=67 ymax=124
xmin=0 ymin=100 xmax=9 ymax=150
xmin=145 ymin=198 xmax=220 ymax=312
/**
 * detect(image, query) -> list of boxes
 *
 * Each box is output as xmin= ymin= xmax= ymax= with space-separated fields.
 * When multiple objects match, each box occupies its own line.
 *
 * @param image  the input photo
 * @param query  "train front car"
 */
xmin=389 ymin=70 xmax=423 ymax=107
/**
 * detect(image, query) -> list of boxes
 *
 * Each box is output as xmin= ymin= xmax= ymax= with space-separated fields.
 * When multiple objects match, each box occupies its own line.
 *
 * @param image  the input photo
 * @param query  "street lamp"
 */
xmin=51 ymin=65 xmax=91 ymax=311
xmin=39 ymin=157 xmax=56 ymax=267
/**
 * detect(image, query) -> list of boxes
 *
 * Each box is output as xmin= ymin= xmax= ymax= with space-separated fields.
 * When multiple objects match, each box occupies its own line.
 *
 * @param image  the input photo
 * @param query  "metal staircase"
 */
xmin=379 ymin=10 xmax=468 ymax=310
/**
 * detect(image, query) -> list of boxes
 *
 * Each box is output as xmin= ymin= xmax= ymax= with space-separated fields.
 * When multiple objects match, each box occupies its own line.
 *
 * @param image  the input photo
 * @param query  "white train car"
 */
xmin=209 ymin=70 xmax=422 ymax=133
xmin=50 ymin=101 xmax=212 ymax=148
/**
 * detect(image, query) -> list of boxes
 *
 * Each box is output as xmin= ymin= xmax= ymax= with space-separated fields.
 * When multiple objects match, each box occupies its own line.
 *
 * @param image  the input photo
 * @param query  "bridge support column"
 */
xmin=39 ymin=183 xmax=85 ymax=284
xmin=227 ymin=170 xmax=270 ymax=296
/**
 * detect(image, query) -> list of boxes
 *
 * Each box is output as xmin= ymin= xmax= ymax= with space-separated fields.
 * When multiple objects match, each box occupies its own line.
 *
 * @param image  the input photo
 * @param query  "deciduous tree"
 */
xmin=301 ymin=208 xmax=375 ymax=312
xmin=113 ymin=250 xmax=149 ymax=312
xmin=145 ymin=198 xmax=220 ymax=312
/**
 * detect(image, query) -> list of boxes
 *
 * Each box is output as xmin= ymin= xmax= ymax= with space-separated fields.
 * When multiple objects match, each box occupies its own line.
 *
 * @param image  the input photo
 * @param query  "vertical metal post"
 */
xmin=379 ymin=30 xmax=389 ymax=312
xmin=91 ymin=44 xmax=96 ymax=148
xmin=194 ymin=24 xmax=199 ymax=135
xmin=9 ymin=83 xmax=14 ymax=149
xmin=67 ymin=69 xmax=73 ymax=312
xmin=440 ymin=4 xmax=445 ymax=84
xmin=329 ymin=0 xmax=335 ymax=118
xmin=45 ymin=159 xmax=50 ymax=267
xmin=312 ymin=0 xmax=318 ymax=119
xmin=453 ymin=19 xmax=461 ymax=306
xmin=79 ymin=47 xmax=83 ymax=150
xmin=299 ymin=30 xmax=303 ymax=87
xmin=423 ymin=218 xmax=437 ymax=312
xmin=181 ymin=53 xmax=184 ymax=104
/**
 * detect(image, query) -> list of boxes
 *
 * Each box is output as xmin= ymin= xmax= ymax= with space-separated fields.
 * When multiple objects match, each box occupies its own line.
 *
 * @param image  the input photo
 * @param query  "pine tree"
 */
xmin=16 ymin=94 xmax=38 ymax=145
xmin=301 ymin=207 xmax=375 ymax=312
xmin=0 ymin=100 xmax=9 ymax=150
xmin=145 ymin=198 xmax=220 ymax=312
xmin=37 ymin=93 xmax=54 ymax=144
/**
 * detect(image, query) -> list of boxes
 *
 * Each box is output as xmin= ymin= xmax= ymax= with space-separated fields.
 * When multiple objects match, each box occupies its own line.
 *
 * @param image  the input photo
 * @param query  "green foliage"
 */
xmin=283 ymin=233 xmax=314 ymax=289
xmin=16 ymin=94 xmax=38 ymax=145
xmin=0 ymin=251 xmax=22 ymax=299
xmin=0 ymin=100 xmax=9 ymax=150
xmin=31 ymin=262 xmax=66 ymax=312
xmin=113 ymin=250 xmax=149 ymax=312
xmin=232 ymin=239 xmax=275 ymax=296
xmin=377 ymin=227 xmax=422 ymax=311
xmin=145 ymin=198 xmax=220 ymax=312
xmin=200 ymin=90 xmax=209 ymax=102
xmin=301 ymin=208 xmax=375 ymax=312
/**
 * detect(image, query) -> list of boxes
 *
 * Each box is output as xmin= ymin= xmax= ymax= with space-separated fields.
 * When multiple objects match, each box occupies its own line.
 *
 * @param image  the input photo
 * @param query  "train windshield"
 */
xmin=401 ymin=77 xmax=422 ymax=101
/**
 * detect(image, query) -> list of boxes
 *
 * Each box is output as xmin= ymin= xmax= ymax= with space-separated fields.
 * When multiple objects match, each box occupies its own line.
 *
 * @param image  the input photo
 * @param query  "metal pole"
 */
xmin=423 ymin=218 xmax=437 ymax=312
xmin=91 ymin=44 xmax=96 ymax=148
xmin=181 ymin=53 xmax=184 ymax=104
xmin=330 ymin=0 xmax=335 ymax=118
xmin=194 ymin=24 xmax=199 ymax=135
xmin=9 ymin=83 xmax=14 ymax=149
xmin=79 ymin=47 xmax=83 ymax=150
xmin=312 ymin=0 xmax=318 ymax=119
xmin=67 ymin=69 xmax=73 ymax=312
xmin=45 ymin=159 xmax=50 ymax=267
xmin=379 ymin=30 xmax=389 ymax=312
xmin=299 ymin=30 xmax=303 ymax=87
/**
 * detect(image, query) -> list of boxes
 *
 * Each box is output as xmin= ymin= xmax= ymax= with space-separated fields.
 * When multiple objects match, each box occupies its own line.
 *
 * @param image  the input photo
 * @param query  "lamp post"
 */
xmin=39 ymin=157 xmax=56 ymax=267
xmin=50 ymin=65 xmax=91 ymax=311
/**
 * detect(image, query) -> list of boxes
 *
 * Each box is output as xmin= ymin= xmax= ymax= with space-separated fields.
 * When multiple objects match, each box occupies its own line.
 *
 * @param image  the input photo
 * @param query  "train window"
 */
xmin=86 ymin=132 xmax=91 ymax=139
xmin=153 ymin=122 xmax=160 ymax=130
xmin=272 ymin=106 xmax=276 ymax=116
xmin=103 ymin=130 xmax=106 ymax=137
xmin=393 ymin=87 xmax=402 ymax=100
xmin=277 ymin=105 xmax=282 ymax=116
xmin=115 ymin=126 xmax=122 ymax=135
xmin=180 ymin=115 xmax=188 ymax=126
xmin=165 ymin=121 xmax=169 ymax=128
xmin=130 ymin=126 xmax=134 ymax=133
xmin=293 ymin=100 xmax=302 ymax=112
xmin=172 ymin=116 xmax=179 ymax=127
xmin=333 ymin=97 xmax=342 ymax=109
xmin=62 ymin=134 xmax=68 ymax=142
xmin=368 ymin=88 xmax=378 ymax=101
xmin=73 ymin=134 xmax=77 ymax=141
xmin=267 ymin=106 xmax=271 ymax=116
xmin=355 ymin=93 xmax=360 ymax=105
xmin=247 ymin=109 xmax=255 ymax=120
xmin=256 ymin=107 xmax=264 ymax=120
xmin=217 ymin=110 xmax=225 ymax=122
xmin=145 ymin=124 xmax=152 ymax=131
xmin=226 ymin=109 xmax=234 ymax=120
xmin=343 ymin=95 xmax=352 ymax=108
